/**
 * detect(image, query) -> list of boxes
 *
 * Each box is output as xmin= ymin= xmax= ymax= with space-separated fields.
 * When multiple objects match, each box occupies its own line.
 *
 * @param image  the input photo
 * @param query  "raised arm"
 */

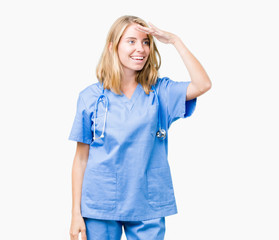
xmin=136 ymin=23 xmax=212 ymax=101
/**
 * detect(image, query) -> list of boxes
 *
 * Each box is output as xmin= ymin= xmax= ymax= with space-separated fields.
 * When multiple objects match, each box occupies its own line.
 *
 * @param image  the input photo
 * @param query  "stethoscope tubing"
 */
xmin=93 ymin=83 xmax=166 ymax=140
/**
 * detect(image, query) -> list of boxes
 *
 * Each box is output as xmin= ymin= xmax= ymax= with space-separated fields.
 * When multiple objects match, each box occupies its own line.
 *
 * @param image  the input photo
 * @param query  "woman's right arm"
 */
xmin=69 ymin=142 xmax=90 ymax=240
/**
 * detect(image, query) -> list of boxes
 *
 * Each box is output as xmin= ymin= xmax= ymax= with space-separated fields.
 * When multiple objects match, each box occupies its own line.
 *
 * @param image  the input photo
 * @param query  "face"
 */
xmin=117 ymin=23 xmax=150 ymax=76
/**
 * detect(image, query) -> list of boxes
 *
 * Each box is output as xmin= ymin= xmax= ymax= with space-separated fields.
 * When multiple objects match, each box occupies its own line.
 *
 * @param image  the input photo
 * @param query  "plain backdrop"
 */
xmin=1 ymin=0 xmax=278 ymax=239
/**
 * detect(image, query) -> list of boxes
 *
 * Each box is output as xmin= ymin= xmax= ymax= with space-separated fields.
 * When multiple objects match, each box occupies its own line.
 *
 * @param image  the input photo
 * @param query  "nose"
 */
xmin=135 ymin=42 xmax=144 ymax=52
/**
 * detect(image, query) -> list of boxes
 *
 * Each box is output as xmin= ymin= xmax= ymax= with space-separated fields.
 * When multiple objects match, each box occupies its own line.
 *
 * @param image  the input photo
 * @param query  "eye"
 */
xmin=128 ymin=40 xmax=135 ymax=44
xmin=143 ymin=40 xmax=150 ymax=45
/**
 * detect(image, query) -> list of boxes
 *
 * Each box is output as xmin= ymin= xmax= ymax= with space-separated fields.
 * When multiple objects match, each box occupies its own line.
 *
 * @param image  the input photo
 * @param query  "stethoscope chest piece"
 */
xmin=156 ymin=128 xmax=166 ymax=140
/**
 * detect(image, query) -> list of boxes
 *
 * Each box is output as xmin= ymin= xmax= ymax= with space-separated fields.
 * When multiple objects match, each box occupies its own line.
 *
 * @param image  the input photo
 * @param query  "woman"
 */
xmin=69 ymin=15 xmax=211 ymax=240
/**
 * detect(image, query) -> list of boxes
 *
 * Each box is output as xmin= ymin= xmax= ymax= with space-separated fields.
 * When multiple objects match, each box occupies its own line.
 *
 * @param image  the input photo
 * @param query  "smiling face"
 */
xmin=117 ymin=23 xmax=150 ymax=77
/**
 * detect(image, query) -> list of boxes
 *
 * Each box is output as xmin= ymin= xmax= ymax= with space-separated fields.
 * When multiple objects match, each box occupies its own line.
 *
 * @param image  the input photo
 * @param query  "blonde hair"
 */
xmin=96 ymin=15 xmax=161 ymax=95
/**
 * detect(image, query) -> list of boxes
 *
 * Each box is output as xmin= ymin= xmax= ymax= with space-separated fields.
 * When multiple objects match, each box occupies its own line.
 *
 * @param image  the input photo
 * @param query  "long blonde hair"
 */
xmin=96 ymin=15 xmax=161 ymax=95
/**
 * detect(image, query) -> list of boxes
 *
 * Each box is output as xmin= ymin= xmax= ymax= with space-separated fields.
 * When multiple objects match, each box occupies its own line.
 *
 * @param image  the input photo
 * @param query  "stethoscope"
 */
xmin=93 ymin=83 xmax=166 ymax=141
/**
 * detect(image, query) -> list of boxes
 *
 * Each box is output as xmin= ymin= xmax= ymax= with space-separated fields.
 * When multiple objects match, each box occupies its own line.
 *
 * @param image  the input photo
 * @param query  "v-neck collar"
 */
xmin=98 ymin=81 xmax=142 ymax=112
xmin=120 ymin=83 xmax=142 ymax=111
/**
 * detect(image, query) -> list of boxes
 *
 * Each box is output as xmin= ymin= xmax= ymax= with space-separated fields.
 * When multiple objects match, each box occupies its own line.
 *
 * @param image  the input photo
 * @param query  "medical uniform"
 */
xmin=68 ymin=77 xmax=197 ymax=222
xmin=83 ymin=217 xmax=166 ymax=239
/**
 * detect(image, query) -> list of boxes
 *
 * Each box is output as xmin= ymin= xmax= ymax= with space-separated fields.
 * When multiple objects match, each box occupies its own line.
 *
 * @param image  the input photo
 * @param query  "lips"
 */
xmin=130 ymin=56 xmax=145 ymax=62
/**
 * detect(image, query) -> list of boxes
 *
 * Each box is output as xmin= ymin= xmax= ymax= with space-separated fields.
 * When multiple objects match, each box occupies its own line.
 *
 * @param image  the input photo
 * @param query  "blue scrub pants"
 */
xmin=83 ymin=217 xmax=165 ymax=240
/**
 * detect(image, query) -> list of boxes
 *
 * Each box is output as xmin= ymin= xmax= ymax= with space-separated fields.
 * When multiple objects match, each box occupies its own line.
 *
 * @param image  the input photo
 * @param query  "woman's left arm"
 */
xmin=136 ymin=23 xmax=212 ymax=101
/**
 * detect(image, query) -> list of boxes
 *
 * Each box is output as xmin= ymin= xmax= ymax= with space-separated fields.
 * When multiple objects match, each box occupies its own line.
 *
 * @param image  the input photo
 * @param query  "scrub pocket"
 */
xmin=147 ymin=167 xmax=175 ymax=208
xmin=84 ymin=169 xmax=117 ymax=210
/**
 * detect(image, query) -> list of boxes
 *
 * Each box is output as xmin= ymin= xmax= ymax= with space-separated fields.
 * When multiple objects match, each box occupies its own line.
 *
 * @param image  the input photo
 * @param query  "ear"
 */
xmin=108 ymin=42 xmax=112 ymax=52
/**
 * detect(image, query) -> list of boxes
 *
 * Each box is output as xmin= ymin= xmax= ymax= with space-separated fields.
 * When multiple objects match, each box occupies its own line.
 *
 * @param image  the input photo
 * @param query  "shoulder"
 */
xmin=78 ymin=81 xmax=103 ymax=111
xmin=79 ymin=81 xmax=102 ymax=98
xmin=153 ymin=76 xmax=172 ymax=92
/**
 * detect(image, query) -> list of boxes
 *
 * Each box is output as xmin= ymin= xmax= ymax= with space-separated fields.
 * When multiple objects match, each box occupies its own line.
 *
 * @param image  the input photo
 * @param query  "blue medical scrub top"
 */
xmin=68 ymin=77 xmax=197 ymax=221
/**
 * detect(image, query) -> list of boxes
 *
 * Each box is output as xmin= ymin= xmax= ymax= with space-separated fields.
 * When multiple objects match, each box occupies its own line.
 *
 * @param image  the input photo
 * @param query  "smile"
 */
xmin=130 ymin=56 xmax=145 ymax=61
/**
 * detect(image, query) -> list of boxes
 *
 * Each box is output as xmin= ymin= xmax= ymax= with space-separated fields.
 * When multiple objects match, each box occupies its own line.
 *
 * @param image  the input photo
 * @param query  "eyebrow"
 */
xmin=125 ymin=37 xmax=149 ymax=40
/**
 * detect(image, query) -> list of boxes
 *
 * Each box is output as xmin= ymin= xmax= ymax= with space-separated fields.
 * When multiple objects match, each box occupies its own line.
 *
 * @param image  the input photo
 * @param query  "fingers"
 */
xmin=70 ymin=230 xmax=86 ymax=240
xmin=81 ymin=228 xmax=87 ymax=240
xmin=136 ymin=24 xmax=158 ymax=35
xmin=69 ymin=226 xmax=86 ymax=240
xmin=148 ymin=22 xmax=160 ymax=31
xmin=69 ymin=231 xmax=79 ymax=240
xmin=136 ymin=25 xmax=153 ymax=34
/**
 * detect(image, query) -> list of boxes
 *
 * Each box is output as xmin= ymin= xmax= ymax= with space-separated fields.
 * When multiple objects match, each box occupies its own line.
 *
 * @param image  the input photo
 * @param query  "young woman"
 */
xmin=69 ymin=15 xmax=211 ymax=240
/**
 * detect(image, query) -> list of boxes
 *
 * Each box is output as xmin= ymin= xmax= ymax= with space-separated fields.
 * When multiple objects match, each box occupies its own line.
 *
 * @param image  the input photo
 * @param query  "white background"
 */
xmin=1 ymin=0 xmax=278 ymax=239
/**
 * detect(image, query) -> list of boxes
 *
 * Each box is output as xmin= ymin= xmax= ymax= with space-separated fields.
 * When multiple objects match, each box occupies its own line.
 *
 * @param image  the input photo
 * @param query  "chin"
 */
xmin=134 ymin=64 xmax=147 ymax=72
xmin=135 ymin=67 xmax=144 ymax=71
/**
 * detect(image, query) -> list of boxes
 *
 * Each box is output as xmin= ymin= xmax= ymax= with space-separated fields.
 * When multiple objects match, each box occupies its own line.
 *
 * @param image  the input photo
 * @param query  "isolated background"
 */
xmin=1 ymin=0 xmax=278 ymax=239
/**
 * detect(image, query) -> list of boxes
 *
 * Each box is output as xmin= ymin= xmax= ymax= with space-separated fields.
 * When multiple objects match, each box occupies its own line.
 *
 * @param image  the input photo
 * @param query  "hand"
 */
xmin=136 ymin=22 xmax=177 ymax=44
xmin=69 ymin=213 xmax=87 ymax=240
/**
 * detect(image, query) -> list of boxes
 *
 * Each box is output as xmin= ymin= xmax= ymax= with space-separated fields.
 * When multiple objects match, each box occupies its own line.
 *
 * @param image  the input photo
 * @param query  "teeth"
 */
xmin=131 ymin=57 xmax=144 ymax=60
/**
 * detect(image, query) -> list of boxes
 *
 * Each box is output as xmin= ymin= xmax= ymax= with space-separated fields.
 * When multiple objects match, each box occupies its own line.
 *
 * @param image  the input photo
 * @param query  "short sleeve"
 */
xmin=160 ymin=77 xmax=197 ymax=125
xmin=68 ymin=94 xmax=93 ymax=144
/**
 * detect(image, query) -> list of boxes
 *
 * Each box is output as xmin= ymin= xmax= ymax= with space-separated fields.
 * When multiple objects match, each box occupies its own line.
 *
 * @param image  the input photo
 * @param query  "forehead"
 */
xmin=121 ymin=23 xmax=148 ymax=39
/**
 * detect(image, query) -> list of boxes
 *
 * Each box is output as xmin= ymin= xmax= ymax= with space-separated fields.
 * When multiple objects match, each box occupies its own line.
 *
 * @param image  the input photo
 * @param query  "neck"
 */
xmin=120 ymin=71 xmax=137 ymax=89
